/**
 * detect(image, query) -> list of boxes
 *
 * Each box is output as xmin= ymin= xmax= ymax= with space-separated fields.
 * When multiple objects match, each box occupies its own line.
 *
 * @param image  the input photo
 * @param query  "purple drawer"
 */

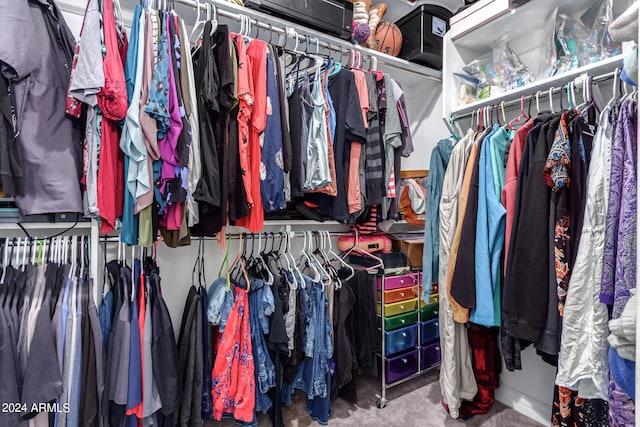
xmin=377 ymin=273 xmax=419 ymax=290
xmin=385 ymin=349 xmax=419 ymax=384
xmin=421 ymin=342 xmax=441 ymax=370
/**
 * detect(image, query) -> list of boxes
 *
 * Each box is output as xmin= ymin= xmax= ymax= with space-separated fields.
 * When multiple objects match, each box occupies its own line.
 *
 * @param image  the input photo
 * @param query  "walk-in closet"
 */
xmin=0 ymin=0 xmax=637 ymax=426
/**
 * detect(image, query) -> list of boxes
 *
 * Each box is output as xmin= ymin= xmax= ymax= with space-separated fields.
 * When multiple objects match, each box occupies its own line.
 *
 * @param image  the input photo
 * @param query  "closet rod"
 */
xmin=99 ymin=231 xmax=353 ymax=243
xmin=172 ymin=0 xmax=441 ymax=80
xmin=450 ymin=68 xmax=620 ymax=122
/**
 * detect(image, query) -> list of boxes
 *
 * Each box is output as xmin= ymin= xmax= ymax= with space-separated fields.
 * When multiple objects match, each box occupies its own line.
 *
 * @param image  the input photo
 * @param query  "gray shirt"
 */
xmin=0 ymin=0 xmax=83 ymax=215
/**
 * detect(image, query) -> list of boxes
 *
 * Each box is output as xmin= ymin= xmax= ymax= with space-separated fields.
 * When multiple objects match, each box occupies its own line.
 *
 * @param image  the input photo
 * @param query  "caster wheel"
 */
xmin=377 ymin=398 xmax=387 ymax=409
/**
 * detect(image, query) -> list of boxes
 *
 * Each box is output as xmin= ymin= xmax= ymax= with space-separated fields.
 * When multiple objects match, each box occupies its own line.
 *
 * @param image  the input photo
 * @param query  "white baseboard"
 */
xmin=496 ymin=383 xmax=551 ymax=426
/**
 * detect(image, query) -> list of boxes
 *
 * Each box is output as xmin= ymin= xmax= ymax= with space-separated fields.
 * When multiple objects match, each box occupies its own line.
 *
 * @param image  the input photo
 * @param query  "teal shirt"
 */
xmin=421 ymin=138 xmax=454 ymax=302
xmin=471 ymin=124 xmax=506 ymax=326
xmin=489 ymin=127 xmax=514 ymax=199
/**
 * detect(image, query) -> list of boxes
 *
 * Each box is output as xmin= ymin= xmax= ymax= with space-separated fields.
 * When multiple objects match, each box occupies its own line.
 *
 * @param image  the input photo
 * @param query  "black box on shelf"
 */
xmin=245 ymin=0 xmax=354 ymax=40
xmin=395 ymin=4 xmax=453 ymax=70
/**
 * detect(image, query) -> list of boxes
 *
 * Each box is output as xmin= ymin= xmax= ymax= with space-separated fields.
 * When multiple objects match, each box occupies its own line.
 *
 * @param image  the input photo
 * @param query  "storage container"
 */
xmin=395 ymin=4 xmax=453 ymax=69
xmin=377 ymin=285 xmax=419 ymax=304
xmin=377 ymin=310 xmax=419 ymax=331
xmin=377 ymin=297 xmax=420 ymax=317
xmin=420 ymin=342 xmax=442 ymax=370
xmin=420 ymin=318 xmax=439 ymax=345
xmin=389 ymin=233 xmax=425 ymax=268
xmin=420 ymin=301 xmax=439 ymax=321
xmin=385 ymin=349 xmax=419 ymax=384
xmin=385 ymin=323 xmax=418 ymax=356
xmin=377 ymin=273 xmax=419 ymax=290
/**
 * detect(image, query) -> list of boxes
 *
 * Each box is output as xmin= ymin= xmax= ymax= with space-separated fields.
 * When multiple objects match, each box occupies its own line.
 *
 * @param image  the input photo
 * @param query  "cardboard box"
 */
xmin=389 ymin=233 xmax=424 ymax=269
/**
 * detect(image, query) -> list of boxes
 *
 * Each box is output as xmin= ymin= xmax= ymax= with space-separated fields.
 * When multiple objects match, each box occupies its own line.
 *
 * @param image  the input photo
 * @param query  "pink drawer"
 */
xmin=377 ymin=285 xmax=419 ymax=304
xmin=377 ymin=273 xmax=419 ymax=290
xmin=420 ymin=342 xmax=441 ymax=370
xmin=385 ymin=349 xmax=419 ymax=384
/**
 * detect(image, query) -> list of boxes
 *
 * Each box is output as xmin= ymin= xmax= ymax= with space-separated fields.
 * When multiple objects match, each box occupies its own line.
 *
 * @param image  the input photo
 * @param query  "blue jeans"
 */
xmin=248 ymin=279 xmax=276 ymax=414
xmin=292 ymin=280 xmax=332 ymax=399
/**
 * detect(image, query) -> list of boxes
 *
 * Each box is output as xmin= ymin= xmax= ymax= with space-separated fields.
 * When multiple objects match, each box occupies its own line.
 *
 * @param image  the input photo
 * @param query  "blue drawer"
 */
xmin=420 ymin=318 xmax=439 ymax=345
xmin=385 ymin=323 xmax=418 ymax=356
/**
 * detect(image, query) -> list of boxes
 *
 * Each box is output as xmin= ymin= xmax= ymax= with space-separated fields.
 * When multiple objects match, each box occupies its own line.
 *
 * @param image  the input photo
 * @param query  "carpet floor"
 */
xmin=206 ymin=369 xmax=544 ymax=426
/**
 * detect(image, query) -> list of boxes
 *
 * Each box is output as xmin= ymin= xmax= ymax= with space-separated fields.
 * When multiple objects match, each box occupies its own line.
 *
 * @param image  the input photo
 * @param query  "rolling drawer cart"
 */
xmin=376 ymin=270 xmax=441 ymax=408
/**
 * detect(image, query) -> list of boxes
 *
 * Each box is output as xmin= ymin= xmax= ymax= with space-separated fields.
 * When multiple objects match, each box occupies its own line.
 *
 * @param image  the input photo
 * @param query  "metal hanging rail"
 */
xmin=449 ymin=56 xmax=625 ymax=122
xmin=169 ymin=0 xmax=442 ymax=80
xmin=449 ymin=67 xmax=625 ymax=124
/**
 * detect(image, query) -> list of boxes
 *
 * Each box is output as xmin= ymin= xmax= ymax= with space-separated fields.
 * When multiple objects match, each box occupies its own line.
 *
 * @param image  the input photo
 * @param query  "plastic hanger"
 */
xmin=340 ymin=229 xmax=384 ymax=272
xmin=548 ymin=87 xmax=555 ymax=113
xmin=297 ymin=231 xmax=320 ymax=283
xmin=509 ymin=96 xmax=528 ymax=129
xmin=307 ymin=231 xmax=328 ymax=282
xmin=79 ymin=236 xmax=85 ymax=280
xmin=68 ymin=236 xmax=77 ymax=279
xmin=130 ymin=246 xmax=135 ymax=301
xmin=229 ymin=233 xmax=251 ymax=292
xmin=255 ymin=233 xmax=274 ymax=285
xmin=188 ymin=0 xmax=205 ymax=44
xmin=324 ymin=230 xmax=354 ymax=282
xmin=20 ymin=238 xmax=27 ymax=271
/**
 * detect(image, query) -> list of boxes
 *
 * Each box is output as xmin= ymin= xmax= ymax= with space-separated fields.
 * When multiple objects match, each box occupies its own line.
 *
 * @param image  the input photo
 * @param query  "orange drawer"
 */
xmin=377 ymin=285 xmax=419 ymax=304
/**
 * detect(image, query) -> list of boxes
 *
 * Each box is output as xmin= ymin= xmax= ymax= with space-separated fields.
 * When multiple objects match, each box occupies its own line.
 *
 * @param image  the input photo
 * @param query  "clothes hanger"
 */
xmin=307 ymin=231 xmax=329 ymax=282
xmin=324 ymin=230 xmax=354 ymax=282
xmin=298 ymin=231 xmax=320 ymax=283
xmin=508 ymin=96 xmax=528 ymax=129
xmin=548 ymin=87 xmax=555 ymax=113
xmin=79 ymin=236 xmax=85 ymax=280
xmin=340 ymin=229 xmax=384 ymax=272
xmin=20 ymin=237 xmax=27 ymax=272
xmin=188 ymin=0 xmax=205 ymax=44
xmin=255 ymin=233 xmax=274 ymax=285
xmin=130 ymin=245 xmax=136 ymax=301
xmin=295 ymin=232 xmax=313 ymax=286
xmin=68 ymin=236 xmax=77 ymax=280
xmin=229 ymin=233 xmax=251 ymax=291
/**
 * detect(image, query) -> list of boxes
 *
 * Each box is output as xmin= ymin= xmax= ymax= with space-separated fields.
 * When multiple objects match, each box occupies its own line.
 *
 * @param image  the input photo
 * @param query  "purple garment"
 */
xmin=600 ymin=101 xmax=637 ymax=318
xmin=158 ymin=13 xmax=183 ymax=198
xmin=609 ymin=377 xmax=635 ymax=426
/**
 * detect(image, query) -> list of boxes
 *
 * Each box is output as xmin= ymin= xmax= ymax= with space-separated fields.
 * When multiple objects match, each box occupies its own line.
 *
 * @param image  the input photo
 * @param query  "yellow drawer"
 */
xmin=377 ymin=297 xmax=420 ymax=317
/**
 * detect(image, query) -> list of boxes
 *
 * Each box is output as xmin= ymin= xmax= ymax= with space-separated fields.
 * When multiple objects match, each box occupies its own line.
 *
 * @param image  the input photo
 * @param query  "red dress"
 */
xmin=236 ymin=39 xmax=267 ymax=232
xmin=97 ymin=0 xmax=128 ymax=234
xmin=210 ymin=288 xmax=255 ymax=422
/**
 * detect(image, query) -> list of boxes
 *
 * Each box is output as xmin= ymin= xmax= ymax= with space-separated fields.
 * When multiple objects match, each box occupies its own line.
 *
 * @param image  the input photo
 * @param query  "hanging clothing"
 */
xmin=556 ymin=106 xmax=613 ymax=400
xmin=421 ymin=138 xmax=454 ymax=301
xmin=437 ymin=130 xmax=478 ymax=420
xmin=0 ymin=0 xmax=83 ymax=215
xmin=236 ymin=39 xmax=268 ymax=232
xmin=260 ymin=52 xmax=285 ymax=211
xmin=471 ymin=124 xmax=506 ymax=327
xmin=210 ymin=287 xmax=255 ymax=423
xmin=507 ymin=115 xmax=559 ymax=342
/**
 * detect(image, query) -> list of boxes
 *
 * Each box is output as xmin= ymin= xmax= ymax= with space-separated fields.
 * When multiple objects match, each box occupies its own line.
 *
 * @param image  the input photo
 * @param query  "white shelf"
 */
xmin=450 ymin=54 xmax=624 ymax=117
xmin=451 ymin=0 xmax=602 ymax=52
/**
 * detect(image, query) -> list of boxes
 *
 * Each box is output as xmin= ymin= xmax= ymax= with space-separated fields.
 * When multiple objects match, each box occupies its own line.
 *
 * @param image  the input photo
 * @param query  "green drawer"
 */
xmin=377 ymin=310 xmax=418 ymax=331
xmin=420 ymin=302 xmax=439 ymax=321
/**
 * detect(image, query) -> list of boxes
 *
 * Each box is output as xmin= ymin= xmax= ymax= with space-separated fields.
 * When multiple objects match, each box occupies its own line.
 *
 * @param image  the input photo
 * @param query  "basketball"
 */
xmin=374 ymin=22 xmax=402 ymax=56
